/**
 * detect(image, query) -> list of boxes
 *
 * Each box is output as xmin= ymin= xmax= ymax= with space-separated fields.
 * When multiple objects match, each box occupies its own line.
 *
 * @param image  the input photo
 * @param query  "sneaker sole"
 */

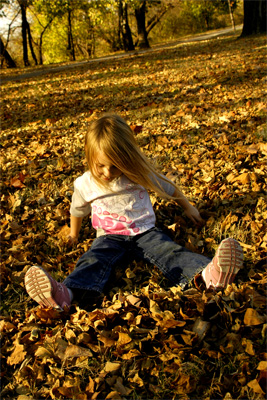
xmin=216 ymin=238 xmax=243 ymax=287
xmin=25 ymin=266 xmax=61 ymax=309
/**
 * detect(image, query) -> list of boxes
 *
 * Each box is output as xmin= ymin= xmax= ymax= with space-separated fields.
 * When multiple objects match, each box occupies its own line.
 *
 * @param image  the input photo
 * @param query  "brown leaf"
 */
xmin=10 ymin=175 xmax=26 ymax=188
xmin=64 ymin=344 xmax=93 ymax=359
xmin=192 ymin=317 xmax=211 ymax=341
xmin=113 ymin=377 xmax=132 ymax=396
xmin=57 ymin=224 xmax=71 ymax=239
xmin=258 ymin=369 xmax=267 ymax=393
xmin=130 ymin=124 xmax=143 ymax=133
xmin=0 ymin=320 xmax=17 ymax=332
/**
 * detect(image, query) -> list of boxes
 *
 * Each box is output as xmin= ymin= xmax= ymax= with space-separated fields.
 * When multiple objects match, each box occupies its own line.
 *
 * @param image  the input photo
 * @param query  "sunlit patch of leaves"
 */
xmin=0 ymin=34 xmax=266 ymax=399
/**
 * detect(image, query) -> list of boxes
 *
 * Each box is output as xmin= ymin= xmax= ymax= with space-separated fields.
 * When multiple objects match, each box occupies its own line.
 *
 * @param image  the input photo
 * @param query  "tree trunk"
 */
xmin=134 ymin=1 xmax=150 ymax=49
xmin=228 ymin=0 xmax=236 ymax=32
xmin=241 ymin=0 xmax=267 ymax=36
xmin=67 ymin=7 xmax=75 ymax=61
xmin=0 ymin=36 xmax=16 ymax=68
xmin=26 ymin=21 xmax=38 ymax=65
xmin=120 ymin=0 xmax=135 ymax=51
xmin=38 ymin=18 xmax=55 ymax=65
xmin=20 ymin=2 xmax=30 ymax=66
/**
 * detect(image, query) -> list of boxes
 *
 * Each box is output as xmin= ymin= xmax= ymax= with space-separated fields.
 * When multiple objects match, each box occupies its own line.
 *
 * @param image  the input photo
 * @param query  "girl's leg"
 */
xmin=135 ymin=228 xmax=243 ymax=289
xmin=63 ymin=235 xmax=129 ymax=303
xmin=135 ymin=227 xmax=210 ymax=288
xmin=25 ymin=235 xmax=129 ymax=309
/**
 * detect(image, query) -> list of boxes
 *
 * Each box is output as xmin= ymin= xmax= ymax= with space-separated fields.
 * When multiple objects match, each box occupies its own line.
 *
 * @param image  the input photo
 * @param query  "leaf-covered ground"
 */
xmin=1 ymin=33 xmax=266 ymax=400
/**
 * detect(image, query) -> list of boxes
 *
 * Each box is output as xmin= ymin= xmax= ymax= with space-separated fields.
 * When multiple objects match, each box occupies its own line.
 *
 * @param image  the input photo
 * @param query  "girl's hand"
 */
xmin=183 ymin=204 xmax=204 ymax=226
xmin=67 ymin=235 xmax=78 ymax=246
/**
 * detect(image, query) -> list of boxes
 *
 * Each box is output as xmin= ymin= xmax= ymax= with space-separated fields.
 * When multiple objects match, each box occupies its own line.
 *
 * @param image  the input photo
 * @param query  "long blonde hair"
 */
xmin=85 ymin=113 xmax=179 ymax=199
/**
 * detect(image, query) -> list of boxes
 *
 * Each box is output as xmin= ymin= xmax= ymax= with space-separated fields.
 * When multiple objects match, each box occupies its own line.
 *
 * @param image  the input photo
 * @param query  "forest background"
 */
xmin=0 ymin=0 xmax=258 ymax=68
xmin=1 ymin=0 xmax=267 ymax=400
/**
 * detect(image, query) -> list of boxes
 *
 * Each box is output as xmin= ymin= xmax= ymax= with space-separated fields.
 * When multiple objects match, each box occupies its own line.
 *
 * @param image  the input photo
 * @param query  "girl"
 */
xmin=25 ymin=114 xmax=243 ymax=310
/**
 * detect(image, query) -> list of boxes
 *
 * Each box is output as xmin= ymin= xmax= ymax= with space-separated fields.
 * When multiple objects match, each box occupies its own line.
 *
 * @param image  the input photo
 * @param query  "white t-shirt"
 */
xmin=70 ymin=171 xmax=175 ymax=237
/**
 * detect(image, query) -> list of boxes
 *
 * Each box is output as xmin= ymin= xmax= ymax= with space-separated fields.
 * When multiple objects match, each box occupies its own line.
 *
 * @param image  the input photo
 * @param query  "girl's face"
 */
xmin=94 ymin=152 xmax=122 ymax=182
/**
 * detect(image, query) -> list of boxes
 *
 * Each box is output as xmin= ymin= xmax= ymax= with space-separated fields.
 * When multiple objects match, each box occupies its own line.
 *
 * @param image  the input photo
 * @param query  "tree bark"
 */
xmin=20 ymin=2 xmax=30 ymax=66
xmin=26 ymin=21 xmax=38 ymax=65
xmin=228 ymin=0 xmax=236 ymax=32
xmin=241 ymin=0 xmax=267 ymax=36
xmin=134 ymin=1 xmax=150 ymax=49
xmin=120 ymin=0 xmax=135 ymax=51
xmin=67 ymin=7 xmax=75 ymax=61
xmin=37 ymin=20 xmax=52 ymax=65
xmin=0 ymin=36 xmax=16 ymax=68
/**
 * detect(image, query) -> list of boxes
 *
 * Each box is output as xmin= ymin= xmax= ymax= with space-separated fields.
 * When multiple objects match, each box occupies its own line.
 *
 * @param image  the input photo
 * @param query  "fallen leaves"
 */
xmin=244 ymin=308 xmax=266 ymax=326
xmin=2 ymin=274 xmax=266 ymax=399
xmin=0 ymin=33 xmax=267 ymax=399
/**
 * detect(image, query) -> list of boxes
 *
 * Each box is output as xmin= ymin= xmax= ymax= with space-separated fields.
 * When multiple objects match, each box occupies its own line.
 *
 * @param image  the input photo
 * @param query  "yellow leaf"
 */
xmin=128 ymin=372 xmax=144 ymax=387
xmin=7 ymin=343 xmax=27 ymax=365
xmin=105 ymin=391 xmax=122 ymax=399
xmin=126 ymin=294 xmax=142 ymax=307
xmin=234 ymin=172 xmax=250 ymax=184
xmin=242 ymin=338 xmax=255 ymax=355
xmin=257 ymin=361 xmax=267 ymax=370
xmin=121 ymin=349 xmax=141 ymax=359
xmin=98 ymin=334 xmax=116 ymax=347
xmin=247 ymin=379 xmax=265 ymax=395
xmin=104 ymin=361 xmax=121 ymax=373
xmin=244 ymin=308 xmax=265 ymax=326
xmin=150 ymin=300 xmax=163 ymax=318
xmin=35 ymin=346 xmax=53 ymax=359
xmin=117 ymin=332 xmax=132 ymax=346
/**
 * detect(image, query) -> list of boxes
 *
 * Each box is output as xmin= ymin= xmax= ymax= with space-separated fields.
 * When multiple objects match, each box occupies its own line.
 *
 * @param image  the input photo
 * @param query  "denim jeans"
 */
xmin=64 ymin=227 xmax=211 ymax=302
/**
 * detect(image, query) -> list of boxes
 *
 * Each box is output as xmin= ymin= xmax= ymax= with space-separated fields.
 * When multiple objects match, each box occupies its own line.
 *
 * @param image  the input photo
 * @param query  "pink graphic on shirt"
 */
xmin=92 ymin=206 xmax=140 ymax=235
xmin=92 ymin=214 xmax=135 ymax=235
xmin=90 ymin=183 xmax=153 ymax=235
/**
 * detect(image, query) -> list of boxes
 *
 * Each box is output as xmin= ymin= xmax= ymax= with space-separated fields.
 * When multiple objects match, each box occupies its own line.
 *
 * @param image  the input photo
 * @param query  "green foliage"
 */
xmin=151 ymin=0 xmax=241 ymax=41
xmin=1 ymin=0 xmax=242 ymax=66
xmin=41 ymin=18 xmax=68 ymax=64
xmin=180 ymin=0 xmax=233 ymax=31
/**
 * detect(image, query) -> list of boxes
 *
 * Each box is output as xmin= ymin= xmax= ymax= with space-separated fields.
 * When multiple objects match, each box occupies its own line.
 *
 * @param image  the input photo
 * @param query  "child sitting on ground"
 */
xmin=25 ymin=114 xmax=243 ymax=310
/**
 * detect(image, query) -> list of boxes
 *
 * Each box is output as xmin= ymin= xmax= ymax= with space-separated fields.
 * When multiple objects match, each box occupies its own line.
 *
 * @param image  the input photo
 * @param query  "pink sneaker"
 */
xmin=202 ymin=238 xmax=243 ymax=289
xmin=25 ymin=266 xmax=71 ymax=310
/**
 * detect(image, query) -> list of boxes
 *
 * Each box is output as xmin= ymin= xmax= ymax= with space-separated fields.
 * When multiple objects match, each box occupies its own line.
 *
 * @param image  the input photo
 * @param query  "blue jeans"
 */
xmin=64 ymin=228 xmax=211 ymax=301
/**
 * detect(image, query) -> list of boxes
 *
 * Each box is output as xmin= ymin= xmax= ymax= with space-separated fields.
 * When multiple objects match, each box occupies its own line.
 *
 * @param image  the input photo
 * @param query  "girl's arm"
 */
xmin=172 ymin=188 xmax=203 ymax=225
xmin=69 ymin=215 xmax=84 ymax=244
